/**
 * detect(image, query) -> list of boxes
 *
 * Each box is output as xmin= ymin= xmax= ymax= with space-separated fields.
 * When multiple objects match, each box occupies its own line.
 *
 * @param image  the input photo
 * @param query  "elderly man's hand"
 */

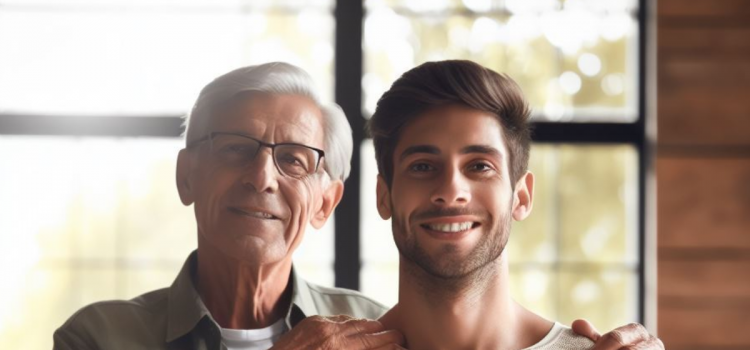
xmin=271 ymin=315 xmax=406 ymax=350
xmin=572 ymin=319 xmax=665 ymax=349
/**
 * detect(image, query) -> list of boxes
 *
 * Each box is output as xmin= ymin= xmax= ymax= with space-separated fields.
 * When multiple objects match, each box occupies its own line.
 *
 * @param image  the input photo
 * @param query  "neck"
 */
xmin=196 ymin=236 xmax=292 ymax=329
xmin=380 ymin=253 xmax=551 ymax=350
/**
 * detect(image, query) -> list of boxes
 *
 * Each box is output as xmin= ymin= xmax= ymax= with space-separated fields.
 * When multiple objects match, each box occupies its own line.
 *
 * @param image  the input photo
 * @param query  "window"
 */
xmin=356 ymin=0 xmax=646 ymax=333
xmin=0 ymin=0 xmax=648 ymax=348
xmin=362 ymin=0 xmax=639 ymax=121
xmin=0 ymin=1 xmax=336 ymax=348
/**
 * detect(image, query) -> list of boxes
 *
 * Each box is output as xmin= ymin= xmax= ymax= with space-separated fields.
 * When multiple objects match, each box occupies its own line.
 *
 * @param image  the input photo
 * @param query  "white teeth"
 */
xmin=235 ymin=209 xmax=274 ymax=219
xmin=428 ymin=222 xmax=473 ymax=233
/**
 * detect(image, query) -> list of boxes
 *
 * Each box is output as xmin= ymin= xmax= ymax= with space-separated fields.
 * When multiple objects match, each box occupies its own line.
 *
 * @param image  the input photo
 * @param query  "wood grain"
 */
xmin=658 ymin=158 xmax=750 ymax=248
xmin=658 ymin=305 xmax=750 ymax=348
xmin=659 ymin=0 xmax=750 ymax=18
xmin=659 ymin=259 xmax=750 ymax=298
xmin=657 ymin=0 xmax=750 ymax=348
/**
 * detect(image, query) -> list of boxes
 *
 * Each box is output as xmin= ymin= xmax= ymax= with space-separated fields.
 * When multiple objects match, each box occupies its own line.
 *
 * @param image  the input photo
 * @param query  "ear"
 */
xmin=512 ymin=171 xmax=535 ymax=221
xmin=176 ymin=148 xmax=195 ymax=206
xmin=376 ymin=174 xmax=392 ymax=220
xmin=311 ymin=179 xmax=344 ymax=229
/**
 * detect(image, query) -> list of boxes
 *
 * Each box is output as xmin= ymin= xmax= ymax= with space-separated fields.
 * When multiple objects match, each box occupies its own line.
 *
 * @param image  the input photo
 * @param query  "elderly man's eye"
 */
xmin=230 ymin=144 xmax=251 ymax=152
xmin=277 ymin=153 xmax=312 ymax=178
xmin=216 ymin=143 xmax=256 ymax=163
xmin=223 ymin=144 xmax=254 ymax=155
xmin=279 ymin=154 xmax=305 ymax=167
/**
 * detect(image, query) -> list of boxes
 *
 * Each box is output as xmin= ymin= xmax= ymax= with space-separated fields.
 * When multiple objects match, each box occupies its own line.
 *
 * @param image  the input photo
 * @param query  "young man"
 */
xmin=368 ymin=60 xmax=658 ymax=349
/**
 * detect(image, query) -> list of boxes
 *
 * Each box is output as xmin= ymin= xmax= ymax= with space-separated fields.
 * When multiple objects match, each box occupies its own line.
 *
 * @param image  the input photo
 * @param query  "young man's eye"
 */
xmin=409 ymin=163 xmax=434 ymax=172
xmin=469 ymin=162 xmax=494 ymax=172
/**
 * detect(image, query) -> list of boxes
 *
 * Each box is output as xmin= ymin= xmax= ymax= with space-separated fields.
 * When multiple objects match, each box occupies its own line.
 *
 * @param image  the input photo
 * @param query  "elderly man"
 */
xmin=54 ymin=62 xmax=661 ymax=350
xmin=370 ymin=60 xmax=663 ymax=349
xmin=54 ymin=63 xmax=400 ymax=349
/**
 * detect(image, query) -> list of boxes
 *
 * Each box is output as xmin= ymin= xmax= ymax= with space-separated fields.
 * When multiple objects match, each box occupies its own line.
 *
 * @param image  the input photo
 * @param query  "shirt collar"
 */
xmin=165 ymin=250 xmax=320 ymax=342
xmin=285 ymin=265 xmax=319 ymax=328
xmin=166 ymin=250 xmax=212 ymax=342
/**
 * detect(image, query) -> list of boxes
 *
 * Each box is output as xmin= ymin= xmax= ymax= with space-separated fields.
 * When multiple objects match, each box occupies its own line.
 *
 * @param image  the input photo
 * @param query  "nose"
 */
xmin=241 ymin=148 xmax=280 ymax=193
xmin=430 ymin=167 xmax=471 ymax=206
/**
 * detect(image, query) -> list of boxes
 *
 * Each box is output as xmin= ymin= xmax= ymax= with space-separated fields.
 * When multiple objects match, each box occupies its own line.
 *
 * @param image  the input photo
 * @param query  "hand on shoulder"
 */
xmin=572 ymin=319 xmax=665 ymax=350
xmin=271 ymin=315 xmax=406 ymax=350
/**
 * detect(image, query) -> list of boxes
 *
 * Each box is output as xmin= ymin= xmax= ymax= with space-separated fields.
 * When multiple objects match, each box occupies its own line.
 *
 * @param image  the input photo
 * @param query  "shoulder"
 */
xmin=304 ymin=281 xmax=389 ymax=319
xmin=54 ymin=288 xmax=170 ymax=349
xmin=63 ymin=287 xmax=170 ymax=324
xmin=525 ymin=323 xmax=595 ymax=350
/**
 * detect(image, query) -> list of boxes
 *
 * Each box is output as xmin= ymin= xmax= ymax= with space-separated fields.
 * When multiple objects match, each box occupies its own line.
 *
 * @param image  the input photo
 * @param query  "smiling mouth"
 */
xmin=229 ymin=207 xmax=279 ymax=220
xmin=421 ymin=222 xmax=480 ymax=233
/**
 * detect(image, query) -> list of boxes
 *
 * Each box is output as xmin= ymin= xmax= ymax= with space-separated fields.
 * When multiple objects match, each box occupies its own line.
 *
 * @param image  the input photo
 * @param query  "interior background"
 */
xmin=0 ymin=1 xmax=747 ymax=349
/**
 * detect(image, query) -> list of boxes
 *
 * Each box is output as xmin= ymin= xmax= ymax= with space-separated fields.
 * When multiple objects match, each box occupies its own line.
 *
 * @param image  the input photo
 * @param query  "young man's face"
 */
xmin=376 ymin=104 xmax=534 ymax=279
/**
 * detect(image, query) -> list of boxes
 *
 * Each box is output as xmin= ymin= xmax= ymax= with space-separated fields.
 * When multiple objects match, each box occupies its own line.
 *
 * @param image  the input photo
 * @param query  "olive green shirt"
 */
xmin=53 ymin=251 xmax=388 ymax=350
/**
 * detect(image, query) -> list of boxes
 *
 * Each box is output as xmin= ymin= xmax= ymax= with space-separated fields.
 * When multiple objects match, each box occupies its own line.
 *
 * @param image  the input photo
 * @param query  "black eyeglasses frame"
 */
xmin=187 ymin=131 xmax=326 ymax=178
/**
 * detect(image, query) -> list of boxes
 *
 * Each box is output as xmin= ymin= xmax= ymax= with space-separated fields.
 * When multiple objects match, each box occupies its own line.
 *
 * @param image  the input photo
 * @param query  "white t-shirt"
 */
xmin=523 ymin=322 xmax=595 ymax=350
xmin=220 ymin=318 xmax=288 ymax=350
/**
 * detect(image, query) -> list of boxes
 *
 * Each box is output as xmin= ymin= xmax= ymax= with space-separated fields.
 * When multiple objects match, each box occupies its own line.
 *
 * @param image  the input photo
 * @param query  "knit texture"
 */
xmin=523 ymin=323 xmax=595 ymax=350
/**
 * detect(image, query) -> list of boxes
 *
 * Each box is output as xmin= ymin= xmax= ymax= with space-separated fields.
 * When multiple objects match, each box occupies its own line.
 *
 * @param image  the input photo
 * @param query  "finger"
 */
xmin=347 ymin=329 xmax=405 ymax=349
xmin=298 ymin=314 xmax=351 ymax=327
xmin=344 ymin=318 xmax=387 ymax=336
xmin=295 ymin=315 xmax=379 ymax=339
xmin=590 ymin=323 xmax=650 ymax=350
xmin=571 ymin=319 xmax=601 ymax=342
xmin=324 ymin=314 xmax=356 ymax=323
xmin=621 ymin=336 xmax=666 ymax=350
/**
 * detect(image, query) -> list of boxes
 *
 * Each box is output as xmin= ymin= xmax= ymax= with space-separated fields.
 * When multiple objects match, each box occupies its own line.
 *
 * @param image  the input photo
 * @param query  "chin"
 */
xmin=403 ymin=237 xmax=504 ymax=280
xmin=420 ymin=257 xmax=482 ymax=279
xmin=206 ymin=235 xmax=268 ymax=262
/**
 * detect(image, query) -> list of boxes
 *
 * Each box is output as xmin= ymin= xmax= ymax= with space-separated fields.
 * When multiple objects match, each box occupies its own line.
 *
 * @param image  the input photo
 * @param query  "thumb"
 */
xmin=571 ymin=319 xmax=601 ymax=342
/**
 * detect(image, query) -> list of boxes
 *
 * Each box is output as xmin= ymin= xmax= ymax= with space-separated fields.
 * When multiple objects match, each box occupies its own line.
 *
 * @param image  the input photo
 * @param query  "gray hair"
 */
xmin=184 ymin=62 xmax=353 ymax=181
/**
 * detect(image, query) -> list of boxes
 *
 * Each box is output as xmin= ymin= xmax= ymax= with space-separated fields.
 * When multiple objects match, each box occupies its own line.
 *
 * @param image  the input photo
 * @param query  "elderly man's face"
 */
xmin=177 ymin=92 xmax=339 ymax=266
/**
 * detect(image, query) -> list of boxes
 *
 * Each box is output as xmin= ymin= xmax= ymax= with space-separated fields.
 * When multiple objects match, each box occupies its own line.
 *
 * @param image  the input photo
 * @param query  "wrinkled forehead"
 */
xmin=196 ymin=92 xmax=326 ymax=147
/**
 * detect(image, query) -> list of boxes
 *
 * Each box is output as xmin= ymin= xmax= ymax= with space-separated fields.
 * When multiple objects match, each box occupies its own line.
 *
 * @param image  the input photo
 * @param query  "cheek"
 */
xmin=392 ymin=178 xmax=431 ymax=203
xmin=285 ymin=179 xmax=317 ymax=214
xmin=280 ymin=178 xmax=319 ymax=239
xmin=389 ymin=182 xmax=423 ymax=225
xmin=195 ymin=165 xmax=228 ymax=191
xmin=194 ymin=169 xmax=232 ymax=212
xmin=474 ymin=183 xmax=512 ymax=215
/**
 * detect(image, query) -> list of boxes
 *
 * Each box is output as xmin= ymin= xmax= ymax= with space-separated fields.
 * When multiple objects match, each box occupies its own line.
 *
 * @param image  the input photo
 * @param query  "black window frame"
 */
xmin=0 ymin=0 xmax=649 ymax=324
xmin=331 ymin=0 xmax=649 ymax=325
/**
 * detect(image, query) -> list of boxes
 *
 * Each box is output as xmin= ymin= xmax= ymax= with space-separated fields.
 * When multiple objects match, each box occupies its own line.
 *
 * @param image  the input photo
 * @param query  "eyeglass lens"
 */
xmin=209 ymin=134 xmax=318 ymax=178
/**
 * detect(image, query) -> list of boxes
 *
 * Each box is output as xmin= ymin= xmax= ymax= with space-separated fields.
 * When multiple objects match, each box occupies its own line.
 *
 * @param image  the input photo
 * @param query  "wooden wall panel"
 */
xmin=658 ymin=158 xmax=750 ymax=249
xmin=658 ymin=87 xmax=750 ymax=146
xmin=657 ymin=0 xmax=750 ymax=349
xmin=659 ymin=260 xmax=750 ymax=298
xmin=659 ymin=28 xmax=750 ymax=56
xmin=660 ymin=61 xmax=750 ymax=88
xmin=659 ymin=306 xmax=750 ymax=349
xmin=660 ymin=0 xmax=750 ymax=18
xmin=657 ymin=26 xmax=750 ymax=145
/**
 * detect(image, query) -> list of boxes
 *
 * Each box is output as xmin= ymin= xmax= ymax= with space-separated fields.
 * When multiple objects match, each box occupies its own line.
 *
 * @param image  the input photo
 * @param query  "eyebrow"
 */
xmin=399 ymin=145 xmax=440 ymax=162
xmin=398 ymin=144 xmax=503 ymax=162
xmin=461 ymin=145 xmax=503 ymax=159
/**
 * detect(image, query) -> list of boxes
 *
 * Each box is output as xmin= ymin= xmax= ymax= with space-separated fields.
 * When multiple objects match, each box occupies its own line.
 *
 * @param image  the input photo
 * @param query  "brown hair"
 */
xmin=367 ymin=60 xmax=532 ymax=187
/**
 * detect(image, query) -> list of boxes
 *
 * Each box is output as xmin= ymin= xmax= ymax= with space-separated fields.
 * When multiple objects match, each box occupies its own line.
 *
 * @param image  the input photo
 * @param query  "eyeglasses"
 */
xmin=188 ymin=132 xmax=325 ymax=179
